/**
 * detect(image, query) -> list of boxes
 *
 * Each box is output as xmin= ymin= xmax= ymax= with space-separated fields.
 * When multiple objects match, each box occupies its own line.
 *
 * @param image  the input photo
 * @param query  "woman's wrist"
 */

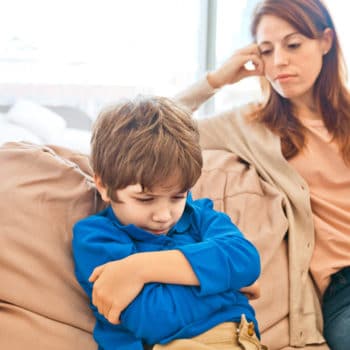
xmin=207 ymin=71 xmax=224 ymax=90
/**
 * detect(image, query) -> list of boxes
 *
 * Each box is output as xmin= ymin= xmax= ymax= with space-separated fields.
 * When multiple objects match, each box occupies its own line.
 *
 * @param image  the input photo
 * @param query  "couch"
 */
xmin=0 ymin=142 xmax=329 ymax=350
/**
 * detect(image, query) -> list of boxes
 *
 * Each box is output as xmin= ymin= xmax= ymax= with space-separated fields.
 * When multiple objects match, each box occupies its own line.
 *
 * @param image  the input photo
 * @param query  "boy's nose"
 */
xmin=152 ymin=208 xmax=171 ymax=222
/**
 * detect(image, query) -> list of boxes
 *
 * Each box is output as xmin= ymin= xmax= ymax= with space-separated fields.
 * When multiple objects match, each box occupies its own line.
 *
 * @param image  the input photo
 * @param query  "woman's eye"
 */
xmin=260 ymin=49 xmax=272 ymax=56
xmin=288 ymin=43 xmax=301 ymax=49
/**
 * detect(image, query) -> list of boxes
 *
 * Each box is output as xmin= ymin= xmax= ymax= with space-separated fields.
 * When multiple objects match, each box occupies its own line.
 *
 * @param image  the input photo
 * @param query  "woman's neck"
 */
xmin=291 ymin=98 xmax=322 ymax=121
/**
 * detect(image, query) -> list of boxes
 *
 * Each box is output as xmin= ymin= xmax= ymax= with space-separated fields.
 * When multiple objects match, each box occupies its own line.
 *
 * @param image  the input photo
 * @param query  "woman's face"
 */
xmin=256 ymin=15 xmax=331 ymax=108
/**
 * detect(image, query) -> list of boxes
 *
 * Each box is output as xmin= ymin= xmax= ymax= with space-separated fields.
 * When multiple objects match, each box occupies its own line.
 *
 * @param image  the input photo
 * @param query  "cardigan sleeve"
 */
xmin=174 ymin=77 xmax=217 ymax=112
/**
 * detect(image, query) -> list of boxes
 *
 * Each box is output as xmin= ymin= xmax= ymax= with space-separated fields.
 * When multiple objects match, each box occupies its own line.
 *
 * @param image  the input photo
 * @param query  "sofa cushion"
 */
xmin=0 ymin=119 xmax=42 ymax=145
xmin=0 ymin=142 xmax=103 ymax=350
xmin=6 ymin=99 xmax=67 ymax=143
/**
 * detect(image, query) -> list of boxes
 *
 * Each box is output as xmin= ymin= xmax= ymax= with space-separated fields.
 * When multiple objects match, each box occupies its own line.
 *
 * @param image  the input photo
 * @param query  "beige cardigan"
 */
xmin=176 ymin=79 xmax=325 ymax=347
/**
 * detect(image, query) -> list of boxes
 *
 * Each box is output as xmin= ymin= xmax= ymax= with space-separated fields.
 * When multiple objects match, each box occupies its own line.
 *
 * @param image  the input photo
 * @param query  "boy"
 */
xmin=72 ymin=96 xmax=264 ymax=350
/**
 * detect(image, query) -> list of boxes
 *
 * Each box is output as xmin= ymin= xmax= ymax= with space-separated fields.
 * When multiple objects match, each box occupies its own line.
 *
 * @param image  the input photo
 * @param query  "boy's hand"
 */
xmin=89 ymin=257 xmax=144 ymax=324
xmin=240 ymin=281 xmax=260 ymax=300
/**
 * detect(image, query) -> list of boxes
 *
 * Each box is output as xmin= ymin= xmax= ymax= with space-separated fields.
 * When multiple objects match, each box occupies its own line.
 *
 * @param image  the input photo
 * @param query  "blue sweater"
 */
xmin=72 ymin=194 xmax=261 ymax=350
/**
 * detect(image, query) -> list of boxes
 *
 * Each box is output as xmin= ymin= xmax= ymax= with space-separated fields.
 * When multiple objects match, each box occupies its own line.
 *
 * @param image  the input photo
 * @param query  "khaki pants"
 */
xmin=153 ymin=315 xmax=268 ymax=350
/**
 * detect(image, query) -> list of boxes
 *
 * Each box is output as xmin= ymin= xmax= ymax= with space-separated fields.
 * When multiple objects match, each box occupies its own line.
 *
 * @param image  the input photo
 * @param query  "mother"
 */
xmin=177 ymin=1 xmax=350 ymax=349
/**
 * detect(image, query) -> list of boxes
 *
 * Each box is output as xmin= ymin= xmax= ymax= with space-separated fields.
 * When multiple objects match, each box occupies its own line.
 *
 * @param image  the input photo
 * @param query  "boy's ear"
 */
xmin=94 ymin=175 xmax=111 ymax=203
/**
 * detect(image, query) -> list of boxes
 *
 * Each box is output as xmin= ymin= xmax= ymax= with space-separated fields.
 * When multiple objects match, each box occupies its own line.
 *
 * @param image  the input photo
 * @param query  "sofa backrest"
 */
xmin=0 ymin=142 xmax=102 ymax=350
xmin=0 ymin=143 xmax=292 ymax=349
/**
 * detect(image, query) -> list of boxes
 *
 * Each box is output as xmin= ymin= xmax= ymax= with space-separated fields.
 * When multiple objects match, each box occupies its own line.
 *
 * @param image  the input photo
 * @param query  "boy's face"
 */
xmin=95 ymin=176 xmax=187 ymax=235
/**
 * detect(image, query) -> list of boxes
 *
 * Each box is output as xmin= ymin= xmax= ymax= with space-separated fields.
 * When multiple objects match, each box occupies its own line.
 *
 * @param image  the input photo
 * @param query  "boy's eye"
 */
xmin=172 ymin=194 xmax=186 ymax=200
xmin=137 ymin=197 xmax=154 ymax=202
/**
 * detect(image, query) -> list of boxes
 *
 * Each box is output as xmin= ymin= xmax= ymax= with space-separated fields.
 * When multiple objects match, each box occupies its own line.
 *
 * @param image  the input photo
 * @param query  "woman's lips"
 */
xmin=275 ymin=73 xmax=296 ymax=82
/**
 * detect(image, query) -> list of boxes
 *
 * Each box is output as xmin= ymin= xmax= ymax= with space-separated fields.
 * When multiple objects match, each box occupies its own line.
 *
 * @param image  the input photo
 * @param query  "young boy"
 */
xmin=72 ymin=96 xmax=264 ymax=350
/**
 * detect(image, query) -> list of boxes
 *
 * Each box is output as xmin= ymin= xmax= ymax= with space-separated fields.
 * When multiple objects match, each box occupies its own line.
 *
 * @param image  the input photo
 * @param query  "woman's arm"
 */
xmin=175 ymin=43 xmax=264 ymax=112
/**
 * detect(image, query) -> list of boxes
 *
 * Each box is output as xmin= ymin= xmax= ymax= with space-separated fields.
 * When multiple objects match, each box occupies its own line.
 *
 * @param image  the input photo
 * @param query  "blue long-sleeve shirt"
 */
xmin=72 ymin=194 xmax=261 ymax=350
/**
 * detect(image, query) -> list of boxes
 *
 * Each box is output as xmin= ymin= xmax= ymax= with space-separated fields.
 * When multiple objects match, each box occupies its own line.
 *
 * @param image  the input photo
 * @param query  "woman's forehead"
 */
xmin=256 ymin=15 xmax=298 ymax=43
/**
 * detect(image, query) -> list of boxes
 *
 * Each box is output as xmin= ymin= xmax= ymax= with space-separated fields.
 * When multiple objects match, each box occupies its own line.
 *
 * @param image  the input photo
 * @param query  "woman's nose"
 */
xmin=274 ymin=47 xmax=289 ymax=66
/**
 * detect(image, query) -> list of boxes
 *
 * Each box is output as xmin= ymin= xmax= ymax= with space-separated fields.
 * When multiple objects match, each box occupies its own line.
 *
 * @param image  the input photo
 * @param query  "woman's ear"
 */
xmin=94 ymin=175 xmax=111 ymax=203
xmin=321 ymin=27 xmax=333 ymax=55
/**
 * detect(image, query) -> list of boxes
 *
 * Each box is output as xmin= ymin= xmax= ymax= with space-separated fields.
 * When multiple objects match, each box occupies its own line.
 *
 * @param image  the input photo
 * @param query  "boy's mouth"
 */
xmin=147 ymin=227 xmax=169 ymax=235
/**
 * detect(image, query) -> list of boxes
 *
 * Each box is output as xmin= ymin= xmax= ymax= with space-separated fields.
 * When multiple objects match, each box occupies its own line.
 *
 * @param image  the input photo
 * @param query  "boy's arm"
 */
xmin=72 ymin=214 xmax=145 ymax=349
xmin=176 ymin=198 xmax=261 ymax=295
xmin=120 ymin=279 xmax=247 ymax=345
xmin=73 ymin=212 xmax=249 ymax=345
xmin=93 ymin=198 xmax=259 ymax=296
xmin=90 ymin=198 xmax=260 ymax=324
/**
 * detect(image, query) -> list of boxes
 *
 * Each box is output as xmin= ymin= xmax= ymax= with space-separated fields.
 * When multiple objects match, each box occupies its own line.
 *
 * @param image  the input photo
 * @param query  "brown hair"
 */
xmin=90 ymin=96 xmax=203 ymax=201
xmin=250 ymin=0 xmax=350 ymax=163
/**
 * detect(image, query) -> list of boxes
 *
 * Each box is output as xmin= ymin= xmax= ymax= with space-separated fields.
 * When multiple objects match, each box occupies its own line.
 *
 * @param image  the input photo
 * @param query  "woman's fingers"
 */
xmin=246 ymin=54 xmax=264 ymax=75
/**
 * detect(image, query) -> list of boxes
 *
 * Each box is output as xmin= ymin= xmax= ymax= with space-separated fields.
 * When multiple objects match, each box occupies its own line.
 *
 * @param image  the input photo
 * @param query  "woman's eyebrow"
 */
xmin=258 ymin=31 xmax=300 ymax=45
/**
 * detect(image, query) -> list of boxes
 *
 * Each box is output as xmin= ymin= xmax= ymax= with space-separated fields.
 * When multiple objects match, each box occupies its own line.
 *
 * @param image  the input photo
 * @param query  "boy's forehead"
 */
xmin=123 ymin=181 xmax=184 ymax=196
xmin=125 ymin=184 xmax=143 ymax=194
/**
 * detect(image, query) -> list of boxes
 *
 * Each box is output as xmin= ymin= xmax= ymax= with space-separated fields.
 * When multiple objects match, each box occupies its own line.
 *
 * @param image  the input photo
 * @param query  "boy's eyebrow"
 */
xmin=133 ymin=192 xmax=154 ymax=197
xmin=258 ymin=31 xmax=300 ymax=45
xmin=138 ymin=189 xmax=188 ymax=197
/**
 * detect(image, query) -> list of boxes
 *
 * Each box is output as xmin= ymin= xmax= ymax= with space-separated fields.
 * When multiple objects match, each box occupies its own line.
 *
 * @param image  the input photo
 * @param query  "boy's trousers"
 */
xmin=152 ymin=315 xmax=268 ymax=350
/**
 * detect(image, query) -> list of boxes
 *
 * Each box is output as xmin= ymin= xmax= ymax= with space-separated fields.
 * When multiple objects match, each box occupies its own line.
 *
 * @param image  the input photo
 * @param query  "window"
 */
xmin=213 ymin=0 xmax=261 ymax=112
xmin=1 ymin=0 xmax=349 ymax=119
xmin=0 ymin=0 xmax=201 ymax=117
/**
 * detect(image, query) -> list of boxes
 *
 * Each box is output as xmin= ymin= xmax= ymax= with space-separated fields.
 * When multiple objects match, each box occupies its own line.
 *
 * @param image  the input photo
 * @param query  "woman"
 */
xmin=176 ymin=0 xmax=350 ymax=349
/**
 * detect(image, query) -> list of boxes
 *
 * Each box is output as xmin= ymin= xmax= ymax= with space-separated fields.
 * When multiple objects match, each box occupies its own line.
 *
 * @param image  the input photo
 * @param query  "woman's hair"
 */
xmin=90 ymin=95 xmax=203 ymax=201
xmin=250 ymin=0 xmax=350 ymax=163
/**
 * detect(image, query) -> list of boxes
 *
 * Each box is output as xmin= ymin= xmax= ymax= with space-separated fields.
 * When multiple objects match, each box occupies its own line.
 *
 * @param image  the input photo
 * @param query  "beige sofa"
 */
xmin=0 ymin=142 xmax=328 ymax=350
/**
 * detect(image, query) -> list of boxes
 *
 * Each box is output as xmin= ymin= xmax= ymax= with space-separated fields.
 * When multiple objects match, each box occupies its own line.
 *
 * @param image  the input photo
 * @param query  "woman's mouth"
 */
xmin=275 ymin=73 xmax=296 ymax=82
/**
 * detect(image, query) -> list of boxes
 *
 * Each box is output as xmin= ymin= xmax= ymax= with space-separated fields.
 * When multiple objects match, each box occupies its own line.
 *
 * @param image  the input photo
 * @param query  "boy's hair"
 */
xmin=91 ymin=95 xmax=203 ymax=201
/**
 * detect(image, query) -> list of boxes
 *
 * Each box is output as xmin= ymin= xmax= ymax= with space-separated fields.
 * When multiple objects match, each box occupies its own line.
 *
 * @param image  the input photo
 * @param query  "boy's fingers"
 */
xmin=89 ymin=265 xmax=104 ymax=282
xmin=92 ymin=292 xmax=108 ymax=317
xmin=107 ymin=306 xmax=121 ymax=325
xmin=248 ymin=292 xmax=260 ymax=300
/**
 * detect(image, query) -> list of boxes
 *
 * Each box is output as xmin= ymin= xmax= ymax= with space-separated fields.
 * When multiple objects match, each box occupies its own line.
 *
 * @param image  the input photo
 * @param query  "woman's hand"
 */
xmin=207 ymin=43 xmax=264 ymax=89
xmin=89 ymin=257 xmax=145 ymax=325
xmin=240 ymin=281 xmax=260 ymax=300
